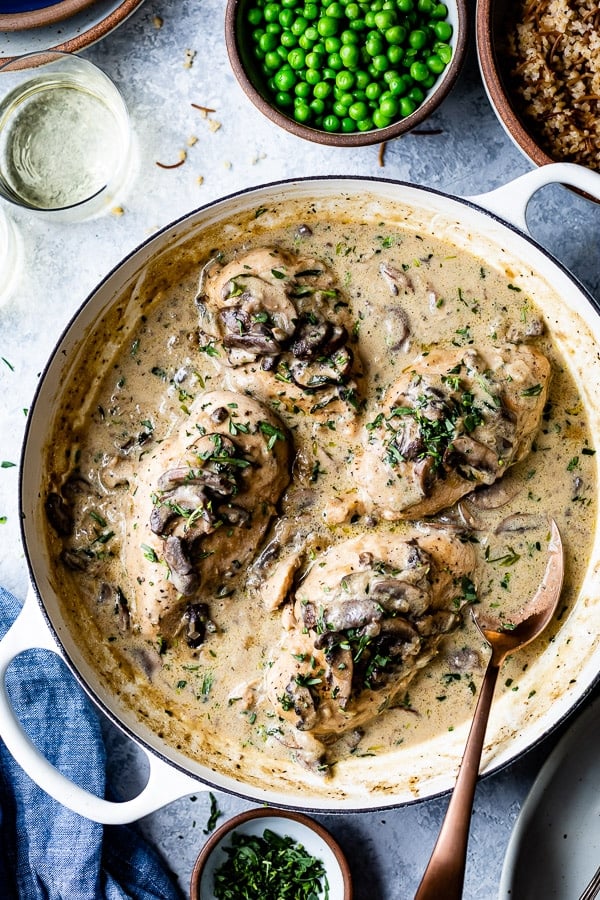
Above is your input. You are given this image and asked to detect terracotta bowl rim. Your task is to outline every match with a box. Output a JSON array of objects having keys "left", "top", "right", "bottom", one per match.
[
  {"left": 475, "top": 0, "right": 561, "bottom": 168},
  {"left": 225, "top": 0, "right": 470, "bottom": 147},
  {"left": 0, "top": 0, "right": 99, "bottom": 32}
]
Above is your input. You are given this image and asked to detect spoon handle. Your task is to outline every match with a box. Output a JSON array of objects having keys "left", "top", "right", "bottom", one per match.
[{"left": 414, "top": 658, "right": 500, "bottom": 900}]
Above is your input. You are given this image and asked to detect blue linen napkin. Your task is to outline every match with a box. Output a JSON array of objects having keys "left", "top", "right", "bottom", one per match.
[{"left": 0, "top": 585, "right": 184, "bottom": 900}]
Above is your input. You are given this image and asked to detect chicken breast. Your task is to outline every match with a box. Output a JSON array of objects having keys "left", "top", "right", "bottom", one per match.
[
  {"left": 196, "top": 246, "right": 362, "bottom": 423},
  {"left": 357, "top": 343, "right": 550, "bottom": 520},
  {"left": 118, "top": 390, "right": 291, "bottom": 640},
  {"left": 264, "top": 529, "right": 477, "bottom": 746}
]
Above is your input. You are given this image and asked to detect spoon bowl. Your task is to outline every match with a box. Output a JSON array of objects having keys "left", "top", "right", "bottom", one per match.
[{"left": 415, "top": 518, "right": 564, "bottom": 900}]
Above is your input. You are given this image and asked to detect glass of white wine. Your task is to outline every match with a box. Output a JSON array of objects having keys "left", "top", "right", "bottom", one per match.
[{"left": 0, "top": 51, "right": 133, "bottom": 222}]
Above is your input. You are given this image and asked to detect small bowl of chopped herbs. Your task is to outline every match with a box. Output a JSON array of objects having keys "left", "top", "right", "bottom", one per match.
[
  {"left": 189, "top": 807, "right": 353, "bottom": 899},
  {"left": 225, "top": 0, "right": 468, "bottom": 146}
]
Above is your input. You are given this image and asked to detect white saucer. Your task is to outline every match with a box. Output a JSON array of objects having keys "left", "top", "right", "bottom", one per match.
[
  {"left": 500, "top": 695, "right": 600, "bottom": 899},
  {"left": 0, "top": 0, "right": 145, "bottom": 63}
]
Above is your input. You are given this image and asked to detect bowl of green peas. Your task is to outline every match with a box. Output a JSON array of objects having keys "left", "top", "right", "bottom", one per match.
[{"left": 225, "top": 0, "right": 468, "bottom": 145}]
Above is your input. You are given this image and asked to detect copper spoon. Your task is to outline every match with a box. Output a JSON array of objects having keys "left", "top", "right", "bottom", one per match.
[{"left": 415, "top": 518, "right": 564, "bottom": 900}]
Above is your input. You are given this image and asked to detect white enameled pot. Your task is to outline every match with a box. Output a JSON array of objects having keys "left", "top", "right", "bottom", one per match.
[{"left": 1, "top": 164, "right": 600, "bottom": 825}]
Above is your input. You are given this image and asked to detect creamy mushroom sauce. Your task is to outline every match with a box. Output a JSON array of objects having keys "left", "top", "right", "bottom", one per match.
[{"left": 43, "top": 200, "right": 596, "bottom": 795}]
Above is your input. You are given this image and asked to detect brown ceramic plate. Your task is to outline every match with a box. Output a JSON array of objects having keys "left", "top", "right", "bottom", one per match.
[
  {"left": 0, "top": 0, "right": 98, "bottom": 31},
  {"left": 0, "top": 0, "right": 145, "bottom": 63}
]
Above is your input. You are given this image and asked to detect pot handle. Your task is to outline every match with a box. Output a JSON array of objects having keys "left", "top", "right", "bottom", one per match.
[
  {"left": 0, "top": 587, "right": 205, "bottom": 825},
  {"left": 466, "top": 162, "right": 600, "bottom": 234}
]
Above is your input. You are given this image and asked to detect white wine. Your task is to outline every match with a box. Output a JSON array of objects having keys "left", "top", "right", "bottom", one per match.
[
  {"left": 0, "top": 80, "right": 123, "bottom": 209},
  {"left": 0, "top": 54, "right": 131, "bottom": 219}
]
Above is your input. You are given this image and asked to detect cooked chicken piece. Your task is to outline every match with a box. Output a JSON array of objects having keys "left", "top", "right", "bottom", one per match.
[
  {"left": 357, "top": 343, "right": 550, "bottom": 520},
  {"left": 264, "top": 530, "right": 476, "bottom": 744},
  {"left": 196, "top": 246, "right": 362, "bottom": 423},
  {"left": 118, "top": 390, "right": 290, "bottom": 640}
]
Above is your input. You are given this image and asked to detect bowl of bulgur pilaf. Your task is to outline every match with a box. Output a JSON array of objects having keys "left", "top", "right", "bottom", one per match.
[{"left": 476, "top": 0, "right": 600, "bottom": 175}]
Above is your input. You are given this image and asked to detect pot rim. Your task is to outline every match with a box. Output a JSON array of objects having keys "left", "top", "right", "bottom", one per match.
[{"left": 19, "top": 174, "right": 600, "bottom": 813}]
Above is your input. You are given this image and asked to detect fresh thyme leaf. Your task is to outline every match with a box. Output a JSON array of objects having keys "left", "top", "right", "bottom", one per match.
[{"left": 203, "top": 792, "right": 222, "bottom": 834}]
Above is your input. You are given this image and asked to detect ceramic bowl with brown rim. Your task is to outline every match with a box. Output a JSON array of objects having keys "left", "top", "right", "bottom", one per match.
[
  {"left": 225, "top": 0, "right": 468, "bottom": 147},
  {"left": 476, "top": 0, "right": 600, "bottom": 174},
  {"left": 0, "top": 0, "right": 98, "bottom": 31},
  {"left": 190, "top": 808, "right": 353, "bottom": 899}
]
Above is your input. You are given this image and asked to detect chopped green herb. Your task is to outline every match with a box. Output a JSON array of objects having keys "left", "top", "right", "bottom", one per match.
[
  {"left": 1, "top": 461, "right": 16, "bottom": 469},
  {"left": 213, "top": 828, "right": 329, "bottom": 900},
  {"left": 203, "top": 792, "right": 222, "bottom": 834}
]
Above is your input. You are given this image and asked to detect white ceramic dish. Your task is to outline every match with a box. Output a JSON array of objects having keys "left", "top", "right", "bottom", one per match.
[
  {"left": 1, "top": 165, "right": 600, "bottom": 826},
  {"left": 500, "top": 695, "right": 600, "bottom": 899},
  {"left": 0, "top": 0, "right": 145, "bottom": 63}
]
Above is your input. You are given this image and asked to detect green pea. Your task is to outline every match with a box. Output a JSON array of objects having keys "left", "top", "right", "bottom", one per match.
[
  {"left": 399, "top": 95, "right": 416, "bottom": 116},
  {"left": 417, "top": 0, "right": 433, "bottom": 12},
  {"left": 387, "top": 44, "right": 404, "bottom": 65},
  {"left": 325, "top": 35, "right": 342, "bottom": 52},
  {"left": 278, "top": 7, "right": 294, "bottom": 27},
  {"left": 341, "top": 116, "right": 357, "bottom": 132},
  {"left": 305, "top": 50, "right": 324, "bottom": 68},
  {"left": 372, "top": 109, "right": 392, "bottom": 128},
  {"left": 340, "top": 29, "right": 358, "bottom": 44},
  {"left": 317, "top": 15, "right": 338, "bottom": 36},
  {"left": 326, "top": 1, "right": 344, "bottom": 17},
  {"left": 338, "top": 91, "right": 354, "bottom": 107},
  {"left": 304, "top": 25, "right": 319, "bottom": 41},
  {"left": 364, "top": 10, "right": 377, "bottom": 27},
  {"left": 349, "top": 17, "right": 366, "bottom": 31},
  {"left": 356, "top": 116, "right": 374, "bottom": 131},
  {"left": 345, "top": 2, "right": 361, "bottom": 19},
  {"left": 314, "top": 80, "right": 332, "bottom": 99},
  {"left": 408, "top": 85, "right": 425, "bottom": 103},
  {"left": 422, "top": 73, "right": 436, "bottom": 88},
  {"left": 305, "top": 67, "right": 321, "bottom": 84},
  {"left": 426, "top": 53, "right": 446, "bottom": 74},
  {"left": 258, "top": 31, "right": 278, "bottom": 52},
  {"left": 340, "top": 43, "right": 360, "bottom": 68},
  {"left": 397, "top": 0, "right": 413, "bottom": 11},
  {"left": 322, "top": 66, "right": 337, "bottom": 80},
  {"left": 436, "top": 42, "right": 453, "bottom": 64},
  {"left": 433, "top": 20, "right": 452, "bottom": 40},
  {"left": 354, "top": 69, "right": 370, "bottom": 88},
  {"left": 432, "top": 3, "right": 448, "bottom": 19},
  {"left": 274, "top": 66, "right": 296, "bottom": 90},
  {"left": 263, "top": 3, "right": 280, "bottom": 23},
  {"left": 335, "top": 68, "right": 355, "bottom": 90},
  {"left": 280, "top": 30, "right": 298, "bottom": 47},
  {"left": 287, "top": 47, "right": 306, "bottom": 69},
  {"left": 365, "top": 33, "right": 384, "bottom": 56},
  {"left": 409, "top": 28, "right": 427, "bottom": 49},
  {"left": 295, "top": 80, "right": 312, "bottom": 97},
  {"left": 275, "top": 90, "right": 293, "bottom": 107},
  {"left": 291, "top": 15, "right": 308, "bottom": 35},
  {"left": 298, "top": 33, "right": 313, "bottom": 49},
  {"left": 265, "top": 22, "right": 282, "bottom": 34},
  {"left": 365, "top": 81, "right": 382, "bottom": 100},
  {"left": 387, "top": 74, "right": 408, "bottom": 95},
  {"left": 333, "top": 99, "right": 348, "bottom": 116},
  {"left": 374, "top": 10, "right": 395, "bottom": 30},
  {"left": 328, "top": 51, "right": 344, "bottom": 69},
  {"left": 323, "top": 113, "right": 341, "bottom": 131},
  {"left": 372, "top": 53, "right": 389, "bottom": 72},
  {"left": 303, "top": 3, "right": 318, "bottom": 19},
  {"left": 281, "top": 0, "right": 297, "bottom": 6},
  {"left": 310, "top": 97, "right": 326, "bottom": 114},
  {"left": 348, "top": 100, "right": 369, "bottom": 120},
  {"left": 264, "top": 50, "right": 281, "bottom": 69},
  {"left": 247, "top": 8, "right": 263, "bottom": 26},
  {"left": 379, "top": 95, "right": 398, "bottom": 117},
  {"left": 294, "top": 101, "right": 311, "bottom": 122},
  {"left": 385, "top": 24, "right": 406, "bottom": 44},
  {"left": 410, "top": 60, "right": 430, "bottom": 81}
]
